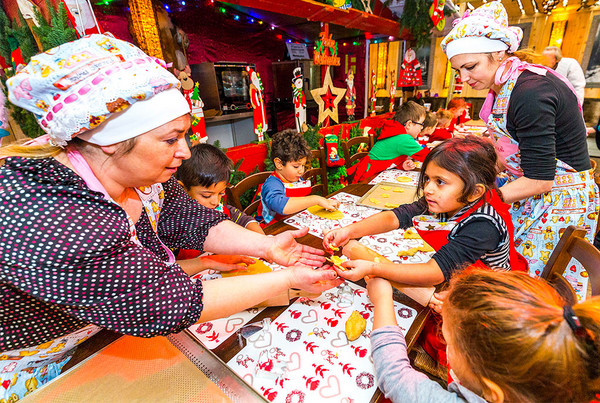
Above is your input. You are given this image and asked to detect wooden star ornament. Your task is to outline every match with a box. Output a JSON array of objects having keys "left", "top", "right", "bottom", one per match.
[{"left": 310, "top": 67, "right": 346, "bottom": 126}]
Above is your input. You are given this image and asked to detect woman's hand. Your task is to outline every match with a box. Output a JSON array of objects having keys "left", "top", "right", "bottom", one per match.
[
  {"left": 266, "top": 227, "right": 326, "bottom": 267},
  {"left": 322, "top": 227, "right": 352, "bottom": 252},
  {"left": 331, "top": 259, "right": 374, "bottom": 282},
  {"left": 288, "top": 265, "right": 343, "bottom": 294},
  {"left": 428, "top": 290, "right": 448, "bottom": 314},
  {"left": 201, "top": 255, "right": 256, "bottom": 272},
  {"left": 318, "top": 197, "right": 341, "bottom": 211}
]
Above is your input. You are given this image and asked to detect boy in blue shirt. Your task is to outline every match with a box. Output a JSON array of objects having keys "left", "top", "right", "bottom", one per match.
[{"left": 259, "top": 129, "right": 340, "bottom": 225}]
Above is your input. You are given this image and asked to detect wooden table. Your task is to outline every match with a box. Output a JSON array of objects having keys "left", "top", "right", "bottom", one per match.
[{"left": 169, "top": 182, "right": 431, "bottom": 402}]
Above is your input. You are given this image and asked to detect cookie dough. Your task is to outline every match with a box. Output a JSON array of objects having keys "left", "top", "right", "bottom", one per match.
[
  {"left": 393, "top": 188, "right": 405, "bottom": 193},
  {"left": 345, "top": 311, "right": 367, "bottom": 341},
  {"left": 397, "top": 242, "right": 435, "bottom": 256},
  {"left": 384, "top": 203, "right": 400, "bottom": 208},
  {"left": 307, "top": 205, "right": 344, "bottom": 220},
  {"left": 381, "top": 186, "right": 392, "bottom": 191},
  {"left": 221, "top": 259, "right": 273, "bottom": 277},
  {"left": 327, "top": 255, "right": 348, "bottom": 270},
  {"left": 403, "top": 229, "right": 422, "bottom": 239},
  {"left": 396, "top": 176, "right": 412, "bottom": 183},
  {"left": 369, "top": 198, "right": 380, "bottom": 204},
  {"left": 381, "top": 193, "right": 390, "bottom": 198}
]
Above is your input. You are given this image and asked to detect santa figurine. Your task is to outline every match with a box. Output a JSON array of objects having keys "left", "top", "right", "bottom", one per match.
[
  {"left": 345, "top": 70, "right": 356, "bottom": 121},
  {"left": 247, "top": 66, "right": 268, "bottom": 141},
  {"left": 398, "top": 48, "right": 423, "bottom": 87},
  {"left": 292, "top": 67, "right": 306, "bottom": 132}
]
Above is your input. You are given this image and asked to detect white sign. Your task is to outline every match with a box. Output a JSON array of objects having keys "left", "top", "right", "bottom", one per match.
[{"left": 286, "top": 43, "right": 310, "bottom": 60}]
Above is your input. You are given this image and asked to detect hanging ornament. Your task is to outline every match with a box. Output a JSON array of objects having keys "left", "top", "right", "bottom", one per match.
[
  {"left": 292, "top": 67, "right": 307, "bottom": 132},
  {"left": 310, "top": 67, "right": 346, "bottom": 126},
  {"left": 370, "top": 70, "right": 377, "bottom": 117},
  {"left": 398, "top": 49, "right": 423, "bottom": 87},
  {"left": 345, "top": 69, "right": 357, "bottom": 121},
  {"left": 247, "top": 66, "right": 268, "bottom": 141},
  {"left": 190, "top": 82, "right": 208, "bottom": 144},
  {"left": 389, "top": 70, "right": 396, "bottom": 113},
  {"left": 429, "top": 0, "right": 446, "bottom": 31},
  {"left": 321, "top": 133, "right": 345, "bottom": 167}
]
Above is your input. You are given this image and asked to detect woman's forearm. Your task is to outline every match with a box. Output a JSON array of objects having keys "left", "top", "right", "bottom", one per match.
[
  {"left": 499, "top": 176, "right": 554, "bottom": 204},
  {"left": 204, "top": 220, "right": 270, "bottom": 258},
  {"left": 198, "top": 270, "right": 292, "bottom": 322}
]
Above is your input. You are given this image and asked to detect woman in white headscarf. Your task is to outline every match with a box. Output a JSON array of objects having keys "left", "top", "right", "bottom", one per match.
[
  {"left": 0, "top": 34, "right": 341, "bottom": 399},
  {"left": 441, "top": 2, "right": 598, "bottom": 298}
]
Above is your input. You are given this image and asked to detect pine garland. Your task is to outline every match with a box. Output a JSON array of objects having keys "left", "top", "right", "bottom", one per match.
[
  {"left": 0, "top": 8, "right": 11, "bottom": 63},
  {"left": 32, "top": 0, "right": 77, "bottom": 51},
  {"left": 13, "top": 12, "right": 37, "bottom": 63},
  {"left": 399, "top": 0, "right": 434, "bottom": 48}
]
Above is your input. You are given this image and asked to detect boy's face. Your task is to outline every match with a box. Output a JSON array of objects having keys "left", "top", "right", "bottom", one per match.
[
  {"left": 275, "top": 157, "right": 307, "bottom": 183},
  {"left": 405, "top": 114, "right": 426, "bottom": 138},
  {"left": 187, "top": 181, "right": 228, "bottom": 209}
]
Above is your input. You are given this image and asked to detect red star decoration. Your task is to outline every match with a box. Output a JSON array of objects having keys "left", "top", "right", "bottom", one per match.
[{"left": 321, "top": 87, "right": 336, "bottom": 111}]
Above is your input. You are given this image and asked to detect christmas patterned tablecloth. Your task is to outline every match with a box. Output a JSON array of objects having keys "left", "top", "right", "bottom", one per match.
[
  {"left": 226, "top": 281, "right": 417, "bottom": 403},
  {"left": 358, "top": 228, "right": 434, "bottom": 264},
  {"left": 188, "top": 262, "right": 284, "bottom": 349},
  {"left": 368, "top": 169, "right": 420, "bottom": 186},
  {"left": 283, "top": 193, "right": 380, "bottom": 239}
]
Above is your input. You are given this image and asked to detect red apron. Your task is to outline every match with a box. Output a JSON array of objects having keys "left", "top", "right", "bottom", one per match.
[
  {"left": 257, "top": 173, "right": 312, "bottom": 225},
  {"left": 414, "top": 190, "right": 528, "bottom": 369}
]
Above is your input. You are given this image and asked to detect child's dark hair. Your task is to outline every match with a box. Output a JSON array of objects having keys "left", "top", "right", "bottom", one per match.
[
  {"left": 393, "top": 101, "right": 426, "bottom": 126},
  {"left": 270, "top": 129, "right": 311, "bottom": 165},
  {"left": 417, "top": 137, "right": 500, "bottom": 203},
  {"left": 423, "top": 111, "right": 438, "bottom": 129},
  {"left": 176, "top": 144, "right": 232, "bottom": 188}
]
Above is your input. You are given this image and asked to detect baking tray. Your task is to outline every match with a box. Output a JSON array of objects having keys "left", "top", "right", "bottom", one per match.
[{"left": 357, "top": 181, "right": 418, "bottom": 210}]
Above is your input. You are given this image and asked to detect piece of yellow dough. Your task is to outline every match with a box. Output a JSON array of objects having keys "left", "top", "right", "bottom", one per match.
[
  {"left": 307, "top": 205, "right": 344, "bottom": 220},
  {"left": 369, "top": 198, "right": 380, "bottom": 204},
  {"left": 393, "top": 188, "right": 405, "bottom": 193},
  {"left": 221, "top": 259, "right": 273, "bottom": 277},
  {"left": 396, "top": 176, "right": 412, "bottom": 183},
  {"left": 384, "top": 203, "right": 399, "bottom": 208},
  {"left": 381, "top": 186, "right": 391, "bottom": 191},
  {"left": 397, "top": 242, "right": 435, "bottom": 256},
  {"left": 345, "top": 311, "right": 367, "bottom": 341},
  {"left": 327, "top": 255, "right": 348, "bottom": 270},
  {"left": 381, "top": 193, "right": 390, "bottom": 198},
  {"left": 403, "top": 229, "right": 422, "bottom": 239}
]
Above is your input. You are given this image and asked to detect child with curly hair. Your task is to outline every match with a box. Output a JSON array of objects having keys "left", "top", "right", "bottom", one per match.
[{"left": 259, "top": 129, "right": 339, "bottom": 225}]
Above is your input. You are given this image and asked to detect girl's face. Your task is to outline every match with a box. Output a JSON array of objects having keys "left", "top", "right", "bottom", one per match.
[
  {"left": 441, "top": 313, "right": 484, "bottom": 394},
  {"left": 422, "top": 161, "right": 468, "bottom": 217},
  {"left": 276, "top": 157, "right": 307, "bottom": 183},
  {"left": 187, "top": 180, "right": 227, "bottom": 209},
  {"left": 450, "top": 53, "right": 501, "bottom": 91}
]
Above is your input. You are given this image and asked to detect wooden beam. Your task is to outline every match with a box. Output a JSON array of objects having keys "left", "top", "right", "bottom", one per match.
[{"left": 222, "top": 0, "right": 401, "bottom": 36}]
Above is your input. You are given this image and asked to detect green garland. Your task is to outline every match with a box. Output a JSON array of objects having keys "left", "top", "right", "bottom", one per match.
[{"left": 32, "top": 0, "right": 77, "bottom": 51}]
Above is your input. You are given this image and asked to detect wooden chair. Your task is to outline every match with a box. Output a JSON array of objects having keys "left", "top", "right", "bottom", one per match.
[
  {"left": 225, "top": 171, "right": 272, "bottom": 216},
  {"left": 342, "top": 135, "right": 373, "bottom": 173},
  {"left": 540, "top": 225, "right": 600, "bottom": 297},
  {"left": 304, "top": 147, "right": 329, "bottom": 196}
]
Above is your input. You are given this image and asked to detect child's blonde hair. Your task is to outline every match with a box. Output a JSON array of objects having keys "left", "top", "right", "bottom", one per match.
[
  {"left": 445, "top": 270, "right": 600, "bottom": 402},
  {"left": 422, "top": 111, "right": 438, "bottom": 129},
  {"left": 435, "top": 109, "right": 454, "bottom": 128}
]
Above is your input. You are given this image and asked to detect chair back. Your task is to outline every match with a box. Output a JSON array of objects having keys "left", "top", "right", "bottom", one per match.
[
  {"left": 540, "top": 225, "right": 600, "bottom": 296},
  {"left": 304, "top": 147, "right": 328, "bottom": 196},
  {"left": 342, "top": 135, "right": 373, "bottom": 172},
  {"left": 225, "top": 171, "right": 273, "bottom": 216}
]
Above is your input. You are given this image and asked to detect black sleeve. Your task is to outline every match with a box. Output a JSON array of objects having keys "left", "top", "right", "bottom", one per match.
[
  {"left": 391, "top": 198, "right": 428, "bottom": 229},
  {"left": 226, "top": 204, "right": 257, "bottom": 228},
  {"left": 431, "top": 218, "right": 501, "bottom": 281},
  {"left": 506, "top": 71, "right": 590, "bottom": 179}
]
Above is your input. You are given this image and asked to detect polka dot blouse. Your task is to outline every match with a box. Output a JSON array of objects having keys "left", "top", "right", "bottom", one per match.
[{"left": 0, "top": 157, "right": 227, "bottom": 351}]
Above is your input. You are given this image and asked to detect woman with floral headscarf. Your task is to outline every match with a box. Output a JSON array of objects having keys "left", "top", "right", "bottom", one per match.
[
  {"left": 0, "top": 34, "right": 340, "bottom": 400},
  {"left": 441, "top": 2, "right": 598, "bottom": 299}
]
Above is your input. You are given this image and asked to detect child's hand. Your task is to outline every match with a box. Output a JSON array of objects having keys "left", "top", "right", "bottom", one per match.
[
  {"left": 428, "top": 290, "right": 448, "bottom": 314},
  {"left": 401, "top": 158, "right": 416, "bottom": 171},
  {"left": 366, "top": 276, "right": 393, "bottom": 305},
  {"left": 318, "top": 197, "right": 341, "bottom": 211},
  {"left": 322, "top": 227, "right": 352, "bottom": 252},
  {"left": 201, "top": 255, "right": 256, "bottom": 272},
  {"left": 331, "top": 259, "right": 374, "bottom": 282}
]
